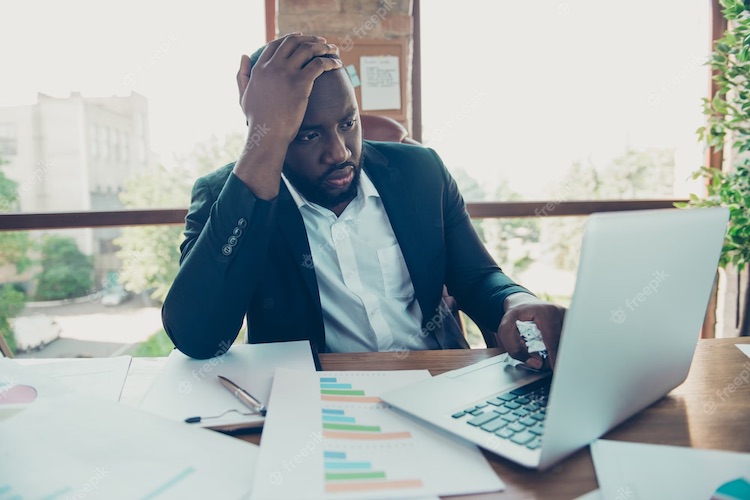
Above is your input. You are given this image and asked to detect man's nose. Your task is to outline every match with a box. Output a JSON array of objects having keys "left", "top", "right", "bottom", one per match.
[{"left": 322, "top": 131, "right": 350, "bottom": 166}]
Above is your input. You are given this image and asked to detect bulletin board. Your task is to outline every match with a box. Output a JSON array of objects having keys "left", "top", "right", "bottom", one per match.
[{"left": 323, "top": 37, "right": 409, "bottom": 123}]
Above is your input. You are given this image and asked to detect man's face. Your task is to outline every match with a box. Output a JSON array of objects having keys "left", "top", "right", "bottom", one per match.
[{"left": 283, "top": 69, "right": 363, "bottom": 213}]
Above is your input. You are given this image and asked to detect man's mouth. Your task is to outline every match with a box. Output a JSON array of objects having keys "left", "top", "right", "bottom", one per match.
[{"left": 323, "top": 166, "right": 354, "bottom": 189}]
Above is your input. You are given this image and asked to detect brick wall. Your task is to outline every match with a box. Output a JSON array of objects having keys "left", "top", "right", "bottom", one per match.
[{"left": 277, "top": 0, "right": 414, "bottom": 131}]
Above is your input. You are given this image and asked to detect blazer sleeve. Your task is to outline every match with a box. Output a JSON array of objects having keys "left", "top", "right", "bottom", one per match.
[
  {"left": 432, "top": 148, "right": 534, "bottom": 334},
  {"left": 162, "top": 171, "right": 275, "bottom": 359}
]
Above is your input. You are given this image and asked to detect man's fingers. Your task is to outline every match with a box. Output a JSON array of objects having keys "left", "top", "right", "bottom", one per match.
[
  {"left": 236, "top": 54, "right": 251, "bottom": 103},
  {"left": 300, "top": 55, "right": 343, "bottom": 81},
  {"left": 272, "top": 34, "right": 328, "bottom": 64},
  {"left": 496, "top": 317, "right": 530, "bottom": 362}
]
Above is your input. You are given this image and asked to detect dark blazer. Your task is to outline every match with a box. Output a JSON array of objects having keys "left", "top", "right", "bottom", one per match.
[{"left": 162, "top": 140, "right": 530, "bottom": 359}]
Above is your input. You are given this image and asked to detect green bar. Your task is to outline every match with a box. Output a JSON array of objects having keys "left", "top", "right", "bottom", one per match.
[
  {"left": 325, "top": 471, "right": 386, "bottom": 481},
  {"left": 323, "top": 423, "right": 381, "bottom": 432},
  {"left": 320, "top": 389, "right": 366, "bottom": 396}
]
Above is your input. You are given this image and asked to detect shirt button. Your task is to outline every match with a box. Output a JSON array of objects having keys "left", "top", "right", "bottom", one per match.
[
  {"left": 233, "top": 227, "right": 242, "bottom": 237},
  {"left": 237, "top": 218, "right": 247, "bottom": 229},
  {"left": 222, "top": 244, "right": 232, "bottom": 256},
  {"left": 228, "top": 236, "right": 238, "bottom": 246}
]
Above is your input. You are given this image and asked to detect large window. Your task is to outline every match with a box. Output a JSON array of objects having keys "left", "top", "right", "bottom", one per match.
[
  {"left": 421, "top": 0, "right": 711, "bottom": 203},
  {"left": 0, "top": 1, "right": 265, "bottom": 358},
  {"left": 421, "top": 1, "right": 711, "bottom": 326}
]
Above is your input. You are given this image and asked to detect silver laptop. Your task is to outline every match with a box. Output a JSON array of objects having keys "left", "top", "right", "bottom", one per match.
[{"left": 381, "top": 208, "right": 729, "bottom": 470}]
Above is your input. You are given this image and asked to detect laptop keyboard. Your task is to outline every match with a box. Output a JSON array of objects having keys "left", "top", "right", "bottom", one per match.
[{"left": 450, "top": 377, "right": 551, "bottom": 450}]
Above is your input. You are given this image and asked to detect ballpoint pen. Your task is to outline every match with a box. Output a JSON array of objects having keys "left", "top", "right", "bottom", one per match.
[{"left": 217, "top": 375, "right": 267, "bottom": 417}]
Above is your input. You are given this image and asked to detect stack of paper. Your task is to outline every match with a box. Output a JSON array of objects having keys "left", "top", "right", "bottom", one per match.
[
  {"left": 139, "top": 340, "right": 317, "bottom": 430},
  {"left": 0, "top": 361, "right": 260, "bottom": 499}
]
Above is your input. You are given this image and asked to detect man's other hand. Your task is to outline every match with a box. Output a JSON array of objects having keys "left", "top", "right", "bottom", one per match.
[{"left": 495, "top": 294, "right": 566, "bottom": 371}]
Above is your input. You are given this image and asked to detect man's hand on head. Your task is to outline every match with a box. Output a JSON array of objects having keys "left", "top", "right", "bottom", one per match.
[
  {"left": 236, "top": 33, "right": 342, "bottom": 145},
  {"left": 495, "top": 294, "right": 566, "bottom": 371}
]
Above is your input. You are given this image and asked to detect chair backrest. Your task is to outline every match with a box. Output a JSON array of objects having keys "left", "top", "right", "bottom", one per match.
[{"left": 360, "top": 114, "right": 420, "bottom": 145}]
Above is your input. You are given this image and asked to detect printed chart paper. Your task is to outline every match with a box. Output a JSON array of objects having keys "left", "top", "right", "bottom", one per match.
[{"left": 252, "top": 369, "right": 503, "bottom": 499}]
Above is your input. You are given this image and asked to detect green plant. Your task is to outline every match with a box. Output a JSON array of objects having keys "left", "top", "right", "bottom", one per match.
[
  {"left": 683, "top": 0, "right": 750, "bottom": 335},
  {"left": 35, "top": 235, "right": 94, "bottom": 300}
]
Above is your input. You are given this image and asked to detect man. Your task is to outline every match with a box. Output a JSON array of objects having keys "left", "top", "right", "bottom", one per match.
[{"left": 162, "top": 34, "right": 565, "bottom": 369}]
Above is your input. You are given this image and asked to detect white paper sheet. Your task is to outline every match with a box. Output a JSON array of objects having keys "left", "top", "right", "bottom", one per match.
[
  {"left": 360, "top": 56, "right": 401, "bottom": 111},
  {"left": 139, "top": 341, "right": 317, "bottom": 429},
  {"left": 736, "top": 344, "right": 750, "bottom": 359},
  {"left": 591, "top": 439, "right": 750, "bottom": 499},
  {"left": 0, "top": 393, "right": 259, "bottom": 499},
  {"left": 251, "top": 369, "right": 504, "bottom": 499},
  {"left": 15, "top": 356, "right": 132, "bottom": 401}
]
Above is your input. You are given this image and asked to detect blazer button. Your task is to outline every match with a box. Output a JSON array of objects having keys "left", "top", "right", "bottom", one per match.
[
  {"left": 228, "top": 236, "right": 238, "bottom": 246},
  {"left": 222, "top": 244, "right": 232, "bottom": 256},
  {"left": 237, "top": 218, "right": 247, "bottom": 229},
  {"left": 233, "top": 227, "right": 242, "bottom": 237}
]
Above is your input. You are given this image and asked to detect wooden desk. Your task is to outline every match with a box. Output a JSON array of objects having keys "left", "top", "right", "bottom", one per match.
[{"left": 232, "top": 338, "right": 750, "bottom": 499}]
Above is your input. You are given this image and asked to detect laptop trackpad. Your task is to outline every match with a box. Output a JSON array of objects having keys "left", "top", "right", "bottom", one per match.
[{"left": 442, "top": 354, "right": 541, "bottom": 400}]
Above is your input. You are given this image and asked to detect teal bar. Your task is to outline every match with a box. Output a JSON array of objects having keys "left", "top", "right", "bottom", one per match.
[
  {"left": 322, "top": 409, "right": 345, "bottom": 415},
  {"left": 142, "top": 467, "right": 196, "bottom": 499},
  {"left": 324, "top": 451, "right": 347, "bottom": 459},
  {"left": 42, "top": 487, "right": 73, "bottom": 499},
  {"left": 322, "top": 415, "right": 356, "bottom": 423},
  {"left": 324, "top": 461, "right": 372, "bottom": 470},
  {"left": 320, "top": 383, "right": 353, "bottom": 389},
  {"left": 320, "top": 377, "right": 337, "bottom": 383}
]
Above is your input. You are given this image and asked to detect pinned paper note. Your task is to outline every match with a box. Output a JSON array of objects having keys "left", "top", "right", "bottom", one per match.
[{"left": 360, "top": 55, "right": 400, "bottom": 111}]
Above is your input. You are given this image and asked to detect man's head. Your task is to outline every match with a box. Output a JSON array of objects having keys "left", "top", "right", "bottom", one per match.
[{"left": 249, "top": 43, "right": 363, "bottom": 214}]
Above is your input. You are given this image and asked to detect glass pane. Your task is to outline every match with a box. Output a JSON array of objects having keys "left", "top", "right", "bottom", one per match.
[
  {"left": 0, "top": 0, "right": 265, "bottom": 212},
  {"left": 421, "top": 0, "right": 710, "bottom": 202}
]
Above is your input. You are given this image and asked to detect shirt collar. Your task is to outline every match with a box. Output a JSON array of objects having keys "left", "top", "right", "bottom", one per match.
[{"left": 281, "top": 167, "right": 379, "bottom": 212}]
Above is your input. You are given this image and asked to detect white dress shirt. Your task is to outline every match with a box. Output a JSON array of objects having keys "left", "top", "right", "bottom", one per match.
[{"left": 281, "top": 170, "right": 439, "bottom": 353}]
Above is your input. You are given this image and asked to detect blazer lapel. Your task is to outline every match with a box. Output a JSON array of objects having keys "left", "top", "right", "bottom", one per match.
[
  {"left": 363, "top": 143, "right": 429, "bottom": 316},
  {"left": 274, "top": 183, "right": 321, "bottom": 308}
]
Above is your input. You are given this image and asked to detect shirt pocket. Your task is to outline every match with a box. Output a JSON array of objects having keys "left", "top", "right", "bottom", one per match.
[{"left": 377, "top": 244, "right": 414, "bottom": 299}]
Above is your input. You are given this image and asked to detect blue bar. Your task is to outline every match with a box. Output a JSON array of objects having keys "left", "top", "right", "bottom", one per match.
[
  {"left": 320, "top": 377, "right": 337, "bottom": 383},
  {"left": 324, "top": 461, "right": 372, "bottom": 470},
  {"left": 324, "top": 451, "right": 347, "bottom": 459},
  {"left": 320, "top": 383, "right": 353, "bottom": 389},
  {"left": 322, "top": 416, "right": 356, "bottom": 423},
  {"left": 322, "top": 409, "right": 345, "bottom": 415}
]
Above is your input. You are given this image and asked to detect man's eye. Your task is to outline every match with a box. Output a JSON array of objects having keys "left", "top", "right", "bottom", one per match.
[
  {"left": 341, "top": 120, "right": 355, "bottom": 130},
  {"left": 297, "top": 132, "right": 318, "bottom": 142}
]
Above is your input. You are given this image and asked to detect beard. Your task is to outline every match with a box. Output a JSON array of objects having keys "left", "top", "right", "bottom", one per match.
[{"left": 283, "top": 156, "right": 363, "bottom": 210}]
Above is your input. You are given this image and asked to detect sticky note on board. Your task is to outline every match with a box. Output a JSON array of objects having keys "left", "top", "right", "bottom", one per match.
[{"left": 346, "top": 64, "right": 361, "bottom": 88}]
